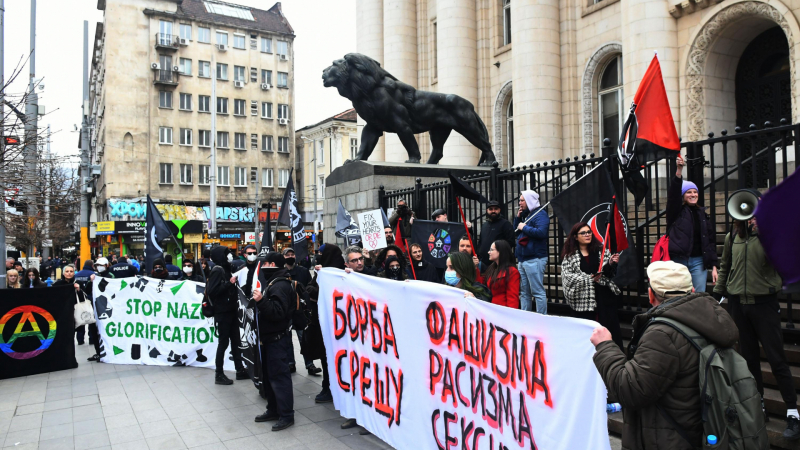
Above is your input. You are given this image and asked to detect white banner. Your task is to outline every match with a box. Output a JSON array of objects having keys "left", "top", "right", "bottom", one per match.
[
  {"left": 317, "top": 268, "right": 610, "bottom": 450},
  {"left": 94, "top": 277, "right": 232, "bottom": 369},
  {"left": 358, "top": 209, "right": 387, "bottom": 251}
]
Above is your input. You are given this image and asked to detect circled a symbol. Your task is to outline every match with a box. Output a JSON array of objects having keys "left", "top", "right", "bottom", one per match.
[{"left": 0, "top": 306, "right": 57, "bottom": 360}]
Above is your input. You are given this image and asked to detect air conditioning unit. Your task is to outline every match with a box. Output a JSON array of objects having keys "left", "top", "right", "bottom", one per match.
[
  {"left": 234, "top": 81, "right": 245, "bottom": 88},
  {"left": 172, "top": 66, "right": 180, "bottom": 72},
  {"left": 278, "top": 118, "right": 289, "bottom": 125},
  {"left": 151, "top": 62, "right": 160, "bottom": 70},
  {"left": 279, "top": 54, "right": 288, "bottom": 61},
  {"left": 179, "top": 38, "right": 188, "bottom": 46},
  {"left": 260, "top": 83, "right": 271, "bottom": 90},
  {"left": 217, "top": 44, "right": 227, "bottom": 52}
]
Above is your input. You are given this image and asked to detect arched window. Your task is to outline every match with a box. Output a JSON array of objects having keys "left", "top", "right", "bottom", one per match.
[
  {"left": 123, "top": 132, "right": 134, "bottom": 161},
  {"left": 598, "top": 55, "right": 623, "bottom": 149},
  {"left": 507, "top": 100, "right": 514, "bottom": 167}
]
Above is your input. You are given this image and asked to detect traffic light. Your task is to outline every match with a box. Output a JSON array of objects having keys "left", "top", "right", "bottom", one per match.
[{"left": 3, "top": 136, "right": 20, "bottom": 146}]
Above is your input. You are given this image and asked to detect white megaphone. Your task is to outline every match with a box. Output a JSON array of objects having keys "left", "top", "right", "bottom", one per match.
[{"left": 726, "top": 189, "right": 761, "bottom": 221}]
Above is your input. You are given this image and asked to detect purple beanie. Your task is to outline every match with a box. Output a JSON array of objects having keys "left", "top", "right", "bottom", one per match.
[{"left": 681, "top": 180, "right": 698, "bottom": 197}]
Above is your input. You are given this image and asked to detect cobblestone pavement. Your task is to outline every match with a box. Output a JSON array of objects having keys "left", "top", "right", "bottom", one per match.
[{"left": 0, "top": 335, "right": 623, "bottom": 450}]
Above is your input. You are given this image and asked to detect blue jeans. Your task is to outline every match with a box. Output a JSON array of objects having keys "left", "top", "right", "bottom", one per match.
[
  {"left": 673, "top": 256, "right": 707, "bottom": 292},
  {"left": 518, "top": 258, "right": 548, "bottom": 314}
]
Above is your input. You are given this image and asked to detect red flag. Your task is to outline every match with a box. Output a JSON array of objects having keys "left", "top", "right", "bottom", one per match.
[
  {"left": 611, "top": 197, "right": 629, "bottom": 253},
  {"left": 395, "top": 217, "right": 408, "bottom": 255}
]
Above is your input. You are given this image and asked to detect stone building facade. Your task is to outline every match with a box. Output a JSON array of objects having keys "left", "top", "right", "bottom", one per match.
[
  {"left": 356, "top": 0, "right": 798, "bottom": 168},
  {"left": 89, "top": 0, "right": 296, "bottom": 240}
]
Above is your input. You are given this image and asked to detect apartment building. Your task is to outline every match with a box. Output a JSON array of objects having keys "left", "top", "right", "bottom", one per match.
[{"left": 89, "top": 0, "right": 295, "bottom": 255}]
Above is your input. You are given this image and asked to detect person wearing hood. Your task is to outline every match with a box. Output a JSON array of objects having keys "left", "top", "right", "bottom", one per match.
[
  {"left": 252, "top": 252, "right": 295, "bottom": 431},
  {"left": 378, "top": 255, "right": 408, "bottom": 281},
  {"left": 591, "top": 261, "right": 739, "bottom": 449},
  {"left": 477, "top": 200, "right": 515, "bottom": 272},
  {"left": 281, "top": 247, "right": 320, "bottom": 376},
  {"left": 406, "top": 243, "right": 439, "bottom": 282},
  {"left": 83, "top": 258, "right": 112, "bottom": 361},
  {"left": 164, "top": 254, "right": 181, "bottom": 280},
  {"left": 110, "top": 256, "right": 139, "bottom": 278},
  {"left": 206, "top": 246, "right": 248, "bottom": 385},
  {"left": 514, "top": 190, "right": 550, "bottom": 314},
  {"left": 149, "top": 258, "right": 171, "bottom": 279},
  {"left": 179, "top": 260, "right": 204, "bottom": 282},
  {"left": 373, "top": 244, "right": 407, "bottom": 275}
]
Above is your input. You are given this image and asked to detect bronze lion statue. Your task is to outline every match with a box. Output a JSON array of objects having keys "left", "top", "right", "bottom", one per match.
[{"left": 322, "top": 53, "right": 497, "bottom": 166}]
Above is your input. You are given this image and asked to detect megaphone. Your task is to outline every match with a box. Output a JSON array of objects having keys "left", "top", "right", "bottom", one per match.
[{"left": 726, "top": 189, "right": 761, "bottom": 221}]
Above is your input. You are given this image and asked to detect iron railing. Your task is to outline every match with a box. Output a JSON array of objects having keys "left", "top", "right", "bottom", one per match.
[
  {"left": 153, "top": 69, "right": 178, "bottom": 84},
  {"left": 156, "top": 33, "right": 180, "bottom": 48}
]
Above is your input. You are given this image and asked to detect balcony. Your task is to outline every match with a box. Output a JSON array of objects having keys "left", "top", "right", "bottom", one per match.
[
  {"left": 153, "top": 69, "right": 179, "bottom": 86},
  {"left": 155, "top": 33, "right": 180, "bottom": 51}
]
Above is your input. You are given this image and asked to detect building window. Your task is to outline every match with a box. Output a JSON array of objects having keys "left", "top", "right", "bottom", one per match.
[
  {"left": 278, "top": 168, "right": 289, "bottom": 187},
  {"left": 199, "top": 165, "right": 210, "bottom": 185},
  {"left": 234, "top": 132, "right": 246, "bottom": 150},
  {"left": 277, "top": 72, "right": 288, "bottom": 88},
  {"left": 217, "top": 63, "right": 228, "bottom": 80},
  {"left": 159, "top": 54, "right": 172, "bottom": 73},
  {"left": 159, "top": 20, "right": 173, "bottom": 43},
  {"left": 216, "top": 31, "right": 228, "bottom": 46},
  {"left": 262, "top": 168, "right": 273, "bottom": 187},
  {"left": 217, "top": 97, "right": 228, "bottom": 114},
  {"left": 198, "top": 27, "right": 210, "bottom": 43},
  {"left": 250, "top": 68, "right": 258, "bottom": 82},
  {"left": 431, "top": 21, "right": 438, "bottom": 80},
  {"left": 262, "top": 135, "right": 273, "bottom": 151},
  {"left": 350, "top": 138, "right": 358, "bottom": 160},
  {"left": 502, "top": 0, "right": 511, "bottom": 46},
  {"left": 234, "top": 99, "right": 246, "bottom": 116},
  {"left": 233, "top": 34, "right": 246, "bottom": 49},
  {"left": 262, "top": 102, "right": 273, "bottom": 118},
  {"left": 180, "top": 24, "right": 192, "bottom": 41},
  {"left": 261, "top": 37, "right": 272, "bottom": 53},
  {"left": 251, "top": 133, "right": 258, "bottom": 150},
  {"left": 158, "top": 91, "right": 172, "bottom": 108},
  {"left": 159, "top": 163, "right": 173, "bottom": 184},
  {"left": 179, "top": 58, "right": 191, "bottom": 75},
  {"left": 278, "top": 104, "right": 289, "bottom": 120},
  {"left": 159, "top": 127, "right": 173, "bottom": 144},
  {"left": 199, "top": 61, "right": 210, "bottom": 77},
  {"left": 179, "top": 93, "right": 192, "bottom": 110},
  {"left": 251, "top": 100, "right": 258, "bottom": 116},
  {"left": 250, "top": 35, "right": 257, "bottom": 49},
  {"left": 217, "top": 166, "right": 229, "bottom": 186},
  {"left": 180, "top": 164, "right": 192, "bottom": 184},
  {"left": 234, "top": 65, "right": 245, "bottom": 82},
  {"left": 199, "top": 130, "right": 211, "bottom": 147},
  {"left": 234, "top": 167, "right": 247, "bottom": 186},
  {"left": 598, "top": 55, "right": 623, "bottom": 150},
  {"left": 199, "top": 95, "right": 210, "bottom": 112},
  {"left": 217, "top": 131, "right": 229, "bottom": 148},
  {"left": 179, "top": 128, "right": 192, "bottom": 146},
  {"left": 317, "top": 140, "right": 324, "bottom": 164},
  {"left": 276, "top": 40, "right": 288, "bottom": 57},
  {"left": 318, "top": 175, "right": 325, "bottom": 198},
  {"left": 261, "top": 70, "right": 272, "bottom": 85},
  {"left": 278, "top": 137, "right": 289, "bottom": 153}
]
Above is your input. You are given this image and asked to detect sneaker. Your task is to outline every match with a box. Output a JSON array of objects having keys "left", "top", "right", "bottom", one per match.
[
  {"left": 315, "top": 389, "right": 333, "bottom": 403},
  {"left": 255, "top": 411, "right": 279, "bottom": 422},
  {"left": 306, "top": 364, "right": 322, "bottom": 376},
  {"left": 235, "top": 370, "right": 249, "bottom": 380},
  {"left": 289, "top": 363, "right": 296, "bottom": 373},
  {"left": 272, "top": 417, "right": 294, "bottom": 431},
  {"left": 87, "top": 354, "right": 100, "bottom": 362},
  {"left": 341, "top": 418, "right": 358, "bottom": 429},
  {"left": 785, "top": 416, "right": 800, "bottom": 440},
  {"left": 215, "top": 374, "right": 233, "bottom": 385}
]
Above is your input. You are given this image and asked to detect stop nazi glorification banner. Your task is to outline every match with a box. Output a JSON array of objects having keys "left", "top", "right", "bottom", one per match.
[
  {"left": 93, "top": 277, "right": 233, "bottom": 370},
  {"left": 316, "top": 269, "right": 611, "bottom": 450}
]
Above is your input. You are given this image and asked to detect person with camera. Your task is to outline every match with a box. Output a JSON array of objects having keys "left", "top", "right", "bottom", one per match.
[{"left": 389, "top": 199, "right": 415, "bottom": 239}]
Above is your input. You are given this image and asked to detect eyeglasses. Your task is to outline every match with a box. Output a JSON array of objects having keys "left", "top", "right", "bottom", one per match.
[
  {"left": 577, "top": 231, "right": 592, "bottom": 236},
  {"left": 183, "top": 265, "right": 193, "bottom": 268},
  {"left": 245, "top": 252, "right": 257, "bottom": 255},
  {"left": 348, "top": 256, "right": 365, "bottom": 264}
]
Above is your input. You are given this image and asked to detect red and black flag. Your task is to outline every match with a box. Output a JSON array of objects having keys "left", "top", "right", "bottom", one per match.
[
  {"left": 447, "top": 172, "right": 486, "bottom": 258},
  {"left": 618, "top": 54, "right": 681, "bottom": 206},
  {"left": 550, "top": 162, "right": 638, "bottom": 286}
]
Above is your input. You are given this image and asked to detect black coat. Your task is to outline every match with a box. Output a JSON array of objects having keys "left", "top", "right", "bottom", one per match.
[
  {"left": 206, "top": 246, "right": 238, "bottom": 314},
  {"left": 255, "top": 267, "right": 294, "bottom": 338},
  {"left": 53, "top": 277, "right": 87, "bottom": 304},
  {"left": 477, "top": 217, "right": 516, "bottom": 270},
  {"left": 406, "top": 260, "right": 440, "bottom": 283},
  {"left": 287, "top": 265, "right": 311, "bottom": 286},
  {"left": 666, "top": 175, "right": 718, "bottom": 269}
]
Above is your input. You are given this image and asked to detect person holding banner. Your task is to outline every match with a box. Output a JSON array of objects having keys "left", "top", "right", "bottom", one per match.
[
  {"left": 179, "top": 260, "right": 204, "bottom": 282},
  {"left": 514, "top": 190, "right": 550, "bottom": 314},
  {"left": 150, "top": 258, "right": 171, "bottom": 280},
  {"left": 207, "top": 246, "right": 248, "bottom": 385},
  {"left": 445, "top": 252, "right": 491, "bottom": 301},
  {"left": 484, "top": 240, "right": 520, "bottom": 309},
  {"left": 407, "top": 243, "right": 439, "bottom": 282},
  {"left": 83, "top": 257, "right": 112, "bottom": 362},
  {"left": 378, "top": 256, "right": 408, "bottom": 281},
  {"left": 561, "top": 223, "right": 623, "bottom": 349}
]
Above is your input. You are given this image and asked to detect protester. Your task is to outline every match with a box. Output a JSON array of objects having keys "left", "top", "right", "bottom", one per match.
[
  {"left": 378, "top": 255, "right": 408, "bottom": 281},
  {"left": 514, "top": 190, "right": 549, "bottom": 314},
  {"left": 389, "top": 199, "right": 415, "bottom": 239},
  {"left": 477, "top": 200, "right": 515, "bottom": 271},
  {"left": 445, "top": 252, "right": 491, "bottom": 301},
  {"left": 54, "top": 264, "right": 87, "bottom": 344},
  {"left": 42, "top": 256, "right": 54, "bottom": 279},
  {"left": 23, "top": 268, "right": 46, "bottom": 288},
  {"left": 431, "top": 209, "right": 447, "bottom": 221},
  {"left": 561, "top": 222, "right": 623, "bottom": 349},
  {"left": 200, "top": 258, "right": 212, "bottom": 279},
  {"left": 82, "top": 258, "right": 110, "bottom": 362},
  {"left": 179, "top": 260, "right": 204, "bottom": 282},
  {"left": 13, "top": 260, "right": 24, "bottom": 274},
  {"left": 283, "top": 248, "right": 311, "bottom": 286},
  {"left": 591, "top": 261, "right": 738, "bottom": 449},
  {"left": 281, "top": 247, "right": 320, "bottom": 376},
  {"left": 384, "top": 226, "right": 395, "bottom": 246},
  {"left": 343, "top": 245, "right": 377, "bottom": 276},
  {"left": 458, "top": 234, "right": 484, "bottom": 277},
  {"left": 252, "top": 252, "right": 295, "bottom": 431},
  {"left": 110, "top": 256, "right": 139, "bottom": 278},
  {"left": 203, "top": 249, "right": 215, "bottom": 268},
  {"left": 6, "top": 269, "right": 20, "bottom": 288},
  {"left": 150, "top": 258, "right": 171, "bottom": 280},
  {"left": 484, "top": 240, "right": 519, "bottom": 309},
  {"left": 715, "top": 217, "right": 798, "bottom": 437},
  {"left": 667, "top": 158, "right": 718, "bottom": 292},
  {"left": 206, "top": 246, "right": 247, "bottom": 384},
  {"left": 239, "top": 245, "right": 261, "bottom": 299},
  {"left": 164, "top": 254, "right": 181, "bottom": 280},
  {"left": 374, "top": 245, "right": 407, "bottom": 276},
  {"left": 406, "top": 243, "right": 439, "bottom": 282},
  {"left": 5, "top": 257, "right": 14, "bottom": 271}
]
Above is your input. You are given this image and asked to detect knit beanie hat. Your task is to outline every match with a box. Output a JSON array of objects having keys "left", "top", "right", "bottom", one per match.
[{"left": 681, "top": 180, "right": 698, "bottom": 197}]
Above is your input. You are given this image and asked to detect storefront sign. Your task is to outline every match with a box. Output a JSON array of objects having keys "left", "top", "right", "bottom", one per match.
[
  {"left": 115, "top": 221, "right": 146, "bottom": 235},
  {"left": 218, "top": 233, "right": 242, "bottom": 240},
  {"left": 109, "top": 199, "right": 262, "bottom": 224},
  {"left": 202, "top": 234, "right": 220, "bottom": 244},
  {"left": 183, "top": 233, "right": 203, "bottom": 244},
  {"left": 96, "top": 221, "right": 115, "bottom": 235},
  {"left": 245, "top": 232, "right": 256, "bottom": 243}
]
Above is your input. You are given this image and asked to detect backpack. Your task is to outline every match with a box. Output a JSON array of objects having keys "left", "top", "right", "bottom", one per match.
[
  {"left": 644, "top": 317, "right": 768, "bottom": 449},
  {"left": 265, "top": 277, "right": 308, "bottom": 330},
  {"left": 201, "top": 266, "right": 224, "bottom": 318}
]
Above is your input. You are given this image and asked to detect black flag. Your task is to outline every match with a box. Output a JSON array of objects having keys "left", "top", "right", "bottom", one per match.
[
  {"left": 550, "top": 162, "right": 638, "bottom": 287},
  {"left": 277, "top": 168, "right": 308, "bottom": 263},
  {"left": 145, "top": 195, "right": 179, "bottom": 274},
  {"left": 259, "top": 204, "right": 273, "bottom": 256},
  {"left": 236, "top": 286, "right": 263, "bottom": 395},
  {"left": 409, "top": 220, "right": 464, "bottom": 269},
  {"left": 448, "top": 172, "right": 488, "bottom": 203}
]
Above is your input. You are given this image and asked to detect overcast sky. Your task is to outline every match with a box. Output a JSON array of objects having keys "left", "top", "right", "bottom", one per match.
[{"left": 4, "top": 0, "right": 356, "bottom": 158}]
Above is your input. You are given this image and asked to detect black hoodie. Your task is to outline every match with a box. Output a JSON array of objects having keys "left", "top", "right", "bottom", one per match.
[
  {"left": 206, "top": 246, "right": 238, "bottom": 314},
  {"left": 255, "top": 266, "right": 294, "bottom": 337}
]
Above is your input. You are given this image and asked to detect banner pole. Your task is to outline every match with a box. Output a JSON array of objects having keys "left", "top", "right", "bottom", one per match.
[
  {"left": 455, "top": 197, "right": 477, "bottom": 257},
  {"left": 405, "top": 238, "right": 417, "bottom": 280}
]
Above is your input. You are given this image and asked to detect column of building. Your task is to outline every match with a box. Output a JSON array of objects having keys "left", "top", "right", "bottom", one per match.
[
  {"left": 383, "top": 0, "right": 418, "bottom": 162},
  {"left": 510, "top": 0, "right": 563, "bottom": 164},
  {"left": 356, "top": 0, "right": 386, "bottom": 161}
]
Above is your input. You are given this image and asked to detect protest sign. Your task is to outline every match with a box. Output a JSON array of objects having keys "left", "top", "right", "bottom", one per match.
[
  {"left": 94, "top": 277, "right": 233, "bottom": 369},
  {"left": 0, "top": 286, "right": 79, "bottom": 379},
  {"left": 358, "top": 209, "right": 387, "bottom": 251},
  {"left": 317, "top": 269, "right": 611, "bottom": 450}
]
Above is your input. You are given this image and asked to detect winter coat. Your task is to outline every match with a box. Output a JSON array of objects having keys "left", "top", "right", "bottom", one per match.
[
  {"left": 486, "top": 266, "right": 520, "bottom": 309},
  {"left": 53, "top": 276, "right": 87, "bottom": 304},
  {"left": 666, "top": 175, "right": 718, "bottom": 269},
  {"left": 561, "top": 250, "right": 620, "bottom": 312},
  {"left": 513, "top": 207, "right": 549, "bottom": 261},
  {"left": 206, "top": 246, "right": 238, "bottom": 314},
  {"left": 109, "top": 262, "right": 139, "bottom": 278},
  {"left": 255, "top": 267, "right": 295, "bottom": 338},
  {"left": 406, "top": 259, "right": 440, "bottom": 283},
  {"left": 389, "top": 207, "right": 415, "bottom": 240},
  {"left": 24, "top": 279, "right": 47, "bottom": 288},
  {"left": 593, "top": 293, "right": 738, "bottom": 450},
  {"left": 287, "top": 265, "right": 312, "bottom": 287},
  {"left": 477, "top": 217, "right": 516, "bottom": 269},
  {"left": 166, "top": 264, "right": 181, "bottom": 280},
  {"left": 714, "top": 232, "right": 782, "bottom": 304}
]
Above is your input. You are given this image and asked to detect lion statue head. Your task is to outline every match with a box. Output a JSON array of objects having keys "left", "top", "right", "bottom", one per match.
[{"left": 322, "top": 53, "right": 396, "bottom": 101}]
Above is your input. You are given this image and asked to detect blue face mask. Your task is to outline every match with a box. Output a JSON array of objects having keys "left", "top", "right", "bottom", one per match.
[{"left": 444, "top": 271, "right": 460, "bottom": 286}]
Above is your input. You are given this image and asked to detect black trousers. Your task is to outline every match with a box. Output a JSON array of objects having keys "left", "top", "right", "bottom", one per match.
[
  {"left": 215, "top": 312, "right": 244, "bottom": 374},
  {"left": 261, "top": 334, "right": 294, "bottom": 419},
  {"left": 75, "top": 325, "right": 85, "bottom": 344},
  {"left": 320, "top": 351, "right": 330, "bottom": 391},
  {"left": 729, "top": 296, "right": 797, "bottom": 409},
  {"left": 572, "top": 286, "right": 623, "bottom": 350}
]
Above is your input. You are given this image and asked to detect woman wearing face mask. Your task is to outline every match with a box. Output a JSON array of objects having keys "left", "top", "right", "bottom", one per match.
[
  {"left": 24, "top": 268, "right": 46, "bottom": 288},
  {"left": 484, "top": 240, "right": 520, "bottom": 309},
  {"left": 378, "top": 256, "right": 407, "bottom": 281},
  {"left": 666, "top": 158, "right": 718, "bottom": 291},
  {"left": 150, "top": 258, "right": 170, "bottom": 279},
  {"left": 445, "top": 252, "right": 491, "bottom": 301},
  {"left": 180, "top": 260, "right": 204, "bottom": 282},
  {"left": 406, "top": 243, "right": 440, "bottom": 283},
  {"left": 6, "top": 269, "right": 21, "bottom": 288}
]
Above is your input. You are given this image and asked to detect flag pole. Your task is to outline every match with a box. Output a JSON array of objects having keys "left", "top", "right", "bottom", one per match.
[
  {"left": 599, "top": 222, "right": 610, "bottom": 274},
  {"left": 455, "top": 197, "right": 477, "bottom": 258},
  {"left": 397, "top": 217, "right": 416, "bottom": 279}
]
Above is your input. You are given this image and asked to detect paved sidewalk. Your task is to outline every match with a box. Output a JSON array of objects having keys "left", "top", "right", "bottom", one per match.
[{"left": 0, "top": 335, "right": 623, "bottom": 450}]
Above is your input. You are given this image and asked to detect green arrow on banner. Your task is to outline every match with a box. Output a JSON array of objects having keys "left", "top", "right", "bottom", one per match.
[
  {"left": 170, "top": 281, "right": 185, "bottom": 296},
  {"left": 113, "top": 346, "right": 124, "bottom": 355},
  {"left": 120, "top": 280, "right": 127, "bottom": 290}
]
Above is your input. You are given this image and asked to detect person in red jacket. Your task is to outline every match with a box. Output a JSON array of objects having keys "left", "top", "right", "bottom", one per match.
[{"left": 484, "top": 240, "right": 520, "bottom": 309}]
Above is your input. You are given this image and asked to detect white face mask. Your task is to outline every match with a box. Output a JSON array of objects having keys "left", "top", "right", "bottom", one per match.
[
  {"left": 96, "top": 266, "right": 106, "bottom": 273},
  {"left": 183, "top": 266, "right": 193, "bottom": 275},
  {"left": 226, "top": 253, "right": 233, "bottom": 263},
  {"left": 246, "top": 254, "right": 257, "bottom": 262}
]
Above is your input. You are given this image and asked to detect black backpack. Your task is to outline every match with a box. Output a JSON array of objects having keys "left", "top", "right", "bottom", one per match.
[{"left": 265, "top": 277, "right": 309, "bottom": 330}]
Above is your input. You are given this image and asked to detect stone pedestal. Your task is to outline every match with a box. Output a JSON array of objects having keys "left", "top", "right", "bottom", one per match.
[{"left": 322, "top": 161, "right": 487, "bottom": 245}]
